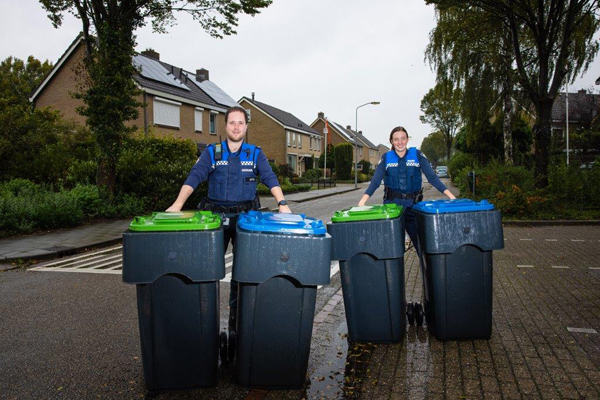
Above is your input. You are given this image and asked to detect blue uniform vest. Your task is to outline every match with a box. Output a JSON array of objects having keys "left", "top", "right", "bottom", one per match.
[
  {"left": 383, "top": 147, "right": 422, "bottom": 193},
  {"left": 207, "top": 141, "right": 260, "bottom": 203}
]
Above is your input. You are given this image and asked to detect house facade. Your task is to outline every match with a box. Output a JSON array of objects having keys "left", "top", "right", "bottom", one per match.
[
  {"left": 238, "top": 97, "right": 323, "bottom": 176},
  {"left": 311, "top": 112, "right": 381, "bottom": 171},
  {"left": 30, "top": 35, "right": 237, "bottom": 152}
]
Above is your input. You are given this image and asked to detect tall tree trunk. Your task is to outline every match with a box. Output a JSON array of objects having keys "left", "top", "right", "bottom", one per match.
[
  {"left": 533, "top": 99, "right": 553, "bottom": 188},
  {"left": 502, "top": 31, "right": 513, "bottom": 165},
  {"left": 445, "top": 131, "right": 452, "bottom": 161},
  {"left": 502, "top": 86, "right": 513, "bottom": 165}
]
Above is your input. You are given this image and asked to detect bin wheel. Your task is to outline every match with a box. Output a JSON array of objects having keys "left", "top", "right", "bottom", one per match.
[
  {"left": 219, "top": 331, "right": 228, "bottom": 364},
  {"left": 415, "top": 302, "right": 424, "bottom": 326},
  {"left": 407, "top": 302, "right": 415, "bottom": 326},
  {"left": 228, "top": 330, "right": 236, "bottom": 362}
]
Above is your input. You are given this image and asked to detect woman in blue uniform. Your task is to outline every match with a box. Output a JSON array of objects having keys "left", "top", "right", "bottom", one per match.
[{"left": 358, "top": 126, "right": 455, "bottom": 256}]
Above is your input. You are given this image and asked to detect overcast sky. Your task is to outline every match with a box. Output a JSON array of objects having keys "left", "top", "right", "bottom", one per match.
[{"left": 2, "top": 0, "right": 600, "bottom": 148}]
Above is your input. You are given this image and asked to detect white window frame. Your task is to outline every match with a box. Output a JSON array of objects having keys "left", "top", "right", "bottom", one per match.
[
  {"left": 298, "top": 134, "right": 302, "bottom": 149},
  {"left": 153, "top": 97, "right": 181, "bottom": 128},
  {"left": 209, "top": 111, "right": 218, "bottom": 135},
  {"left": 287, "top": 131, "right": 291, "bottom": 147},
  {"left": 194, "top": 107, "right": 204, "bottom": 133}
]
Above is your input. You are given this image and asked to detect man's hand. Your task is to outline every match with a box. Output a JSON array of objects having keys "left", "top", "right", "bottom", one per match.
[{"left": 279, "top": 204, "right": 292, "bottom": 214}]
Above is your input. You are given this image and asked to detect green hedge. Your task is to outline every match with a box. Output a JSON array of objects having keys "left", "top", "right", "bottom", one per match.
[
  {"left": 452, "top": 159, "right": 600, "bottom": 219},
  {"left": 334, "top": 143, "right": 353, "bottom": 180}
]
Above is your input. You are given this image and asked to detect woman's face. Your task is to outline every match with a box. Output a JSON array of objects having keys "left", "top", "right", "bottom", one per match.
[{"left": 391, "top": 130, "right": 409, "bottom": 154}]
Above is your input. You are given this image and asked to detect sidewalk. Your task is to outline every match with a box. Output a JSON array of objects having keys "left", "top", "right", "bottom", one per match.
[{"left": 0, "top": 184, "right": 359, "bottom": 264}]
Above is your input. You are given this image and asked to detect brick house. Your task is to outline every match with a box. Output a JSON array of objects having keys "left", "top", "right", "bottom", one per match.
[
  {"left": 30, "top": 34, "right": 237, "bottom": 152},
  {"left": 311, "top": 112, "right": 381, "bottom": 171},
  {"left": 238, "top": 96, "right": 323, "bottom": 176}
]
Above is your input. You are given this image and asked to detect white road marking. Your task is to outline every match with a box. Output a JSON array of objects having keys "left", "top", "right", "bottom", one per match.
[
  {"left": 571, "top": 239, "right": 585, "bottom": 242},
  {"left": 551, "top": 265, "right": 569, "bottom": 269},
  {"left": 590, "top": 267, "right": 600, "bottom": 270},
  {"left": 520, "top": 239, "right": 532, "bottom": 241},
  {"left": 545, "top": 239, "right": 558, "bottom": 242},
  {"left": 517, "top": 265, "right": 534, "bottom": 268},
  {"left": 35, "top": 246, "right": 123, "bottom": 267},
  {"left": 567, "top": 327, "right": 598, "bottom": 334}
]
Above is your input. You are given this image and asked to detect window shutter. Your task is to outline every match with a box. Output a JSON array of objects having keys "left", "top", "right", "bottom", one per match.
[{"left": 154, "top": 98, "right": 180, "bottom": 128}]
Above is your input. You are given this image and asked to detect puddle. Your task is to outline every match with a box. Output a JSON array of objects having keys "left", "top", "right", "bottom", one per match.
[{"left": 306, "top": 322, "right": 377, "bottom": 399}]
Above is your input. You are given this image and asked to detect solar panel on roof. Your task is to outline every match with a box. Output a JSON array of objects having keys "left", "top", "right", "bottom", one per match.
[
  {"left": 133, "top": 55, "right": 190, "bottom": 91},
  {"left": 183, "top": 71, "right": 238, "bottom": 107}
]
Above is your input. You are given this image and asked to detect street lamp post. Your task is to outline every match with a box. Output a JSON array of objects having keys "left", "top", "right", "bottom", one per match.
[
  {"left": 323, "top": 120, "right": 328, "bottom": 179},
  {"left": 354, "top": 101, "right": 380, "bottom": 188}
]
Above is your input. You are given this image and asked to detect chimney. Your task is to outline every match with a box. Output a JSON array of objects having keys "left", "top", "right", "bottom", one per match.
[
  {"left": 252, "top": 92, "right": 255, "bottom": 101},
  {"left": 318, "top": 112, "right": 324, "bottom": 119},
  {"left": 359, "top": 131, "right": 363, "bottom": 135},
  {"left": 346, "top": 125, "right": 352, "bottom": 130},
  {"left": 141, "top": 49, "right": 159, "bottom": 60},
  {"left": 196, "top": 68, "right": 209, "bottom": 82},
  {"left": 579, "top": 89, "right": 587, "bottom": 94}
]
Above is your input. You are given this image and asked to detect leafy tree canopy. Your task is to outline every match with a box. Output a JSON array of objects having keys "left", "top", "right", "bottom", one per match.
[{"left": 38, "top": 0, "right": 273, "bottom": 196}]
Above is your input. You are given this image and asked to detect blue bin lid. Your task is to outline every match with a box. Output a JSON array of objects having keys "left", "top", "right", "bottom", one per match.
[
  {"left": 237, "top": 211, "right": 327, "bottom": 235},
  {"left": 412, "top": 199, "right": 495, "bottom": 214}
]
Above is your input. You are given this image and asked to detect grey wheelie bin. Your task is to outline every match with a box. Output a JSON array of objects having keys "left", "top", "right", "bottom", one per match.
[
  {"left": 412, "top": 199, "right": 504, "bottom": 340},
  {"left": 122, "top": 211, "right": 225, "bottom": 391},
  {"left": 233, "top": 211, "right": 332, "bottom": 389},
  {"left": 327, "top": 204, "right": 406, "bottom": 343}
]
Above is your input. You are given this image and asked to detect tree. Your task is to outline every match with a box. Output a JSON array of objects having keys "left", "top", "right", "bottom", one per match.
[
  {"left": 0, "top": 56, "right": 53, "bottom": 106},
  {"left": 39, "top": 0, "right": 273, "bottom": 196},
  {"left": 334, "top": 143, "right": 353, "bottom": 180},
  {"left": 426, "top": 4, "right": 517, "bottom": 165},
  {"left": 421, "top": 131, "right": 447, "bottom": 164},
  {"left": 419, "top": 79, "right": 462, "bottom": 161},
  {"left": 426, "top": 0, "right": 600, "bottom": 188}
]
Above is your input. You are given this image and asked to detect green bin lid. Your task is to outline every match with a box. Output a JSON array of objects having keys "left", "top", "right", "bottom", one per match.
[
  {"left": 331, "top": 204, "right": 403, "bottom": 222},
  {"left": 128, "top": 211, "right": 221, "bottom": 232}
]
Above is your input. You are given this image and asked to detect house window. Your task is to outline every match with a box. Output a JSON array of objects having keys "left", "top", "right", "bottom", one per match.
[
  {"left": 154, "top": 97, "right": 180, "bottom": 128},
  {"left": 298, "top": 135, "right": 302, "bottom": 149},
  {"left": 245, "top": 108, "right": 251, "bottom": 122},
  {"left": 292, "top": 132, "right": 296, "bottom": 148},
  {"left": 287, "top": 131, "right": 291, "bottom": 147},
  {"left": 309, "top": 137, "right": 313, "bottom": 150},
  {"left": 194, "top": 108, "right": 203, "bottom": 132},
  {"left": 288, "top": 154, "right": 297, "bottom": 171},
  {"left": 318, "top": 139, "right": 321, "bottom": 151},
  {"left": 209, "top": 112, "right": 217, "bottom": 135}
]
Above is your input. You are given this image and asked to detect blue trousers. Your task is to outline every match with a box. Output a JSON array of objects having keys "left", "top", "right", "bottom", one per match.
[{"left": 384, "top": 198, "right": 422, "bottom": 257}]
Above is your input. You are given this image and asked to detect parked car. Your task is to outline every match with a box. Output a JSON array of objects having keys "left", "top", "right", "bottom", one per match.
[{"left": 435, "top": 166, "right": 449, "bottom": 178}]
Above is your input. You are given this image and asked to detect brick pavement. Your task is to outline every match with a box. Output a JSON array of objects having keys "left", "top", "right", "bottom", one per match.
[{"left": 306, "top": 225, "right": 599, "bottom": 399}]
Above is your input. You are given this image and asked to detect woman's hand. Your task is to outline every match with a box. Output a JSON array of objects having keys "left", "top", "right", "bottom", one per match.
[{"left": 358, "top": 194, "right": 369, "bottom": 206}]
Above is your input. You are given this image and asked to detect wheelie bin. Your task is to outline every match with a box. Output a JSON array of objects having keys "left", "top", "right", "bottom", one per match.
[
  {"left": 327, "top": 204, "right": 406, "bottom": 343},
  {"left": 412, "top": 199, "right": 504, "bottom": 340},
  {"left": 233, "top": 211, "right": 332, "bottom": 389},
  {"left": 122, "top": 211, "right": 225, "bottom": 391}
]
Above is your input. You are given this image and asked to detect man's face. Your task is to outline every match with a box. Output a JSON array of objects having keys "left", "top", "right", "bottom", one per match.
[{"left": 225, "top": 111, "right": 248, "bottom": 142}]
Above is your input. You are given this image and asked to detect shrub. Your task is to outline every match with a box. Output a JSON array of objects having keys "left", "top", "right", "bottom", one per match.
[
  {"left": 116, "top": 133, "right": 206, "bottom": 212},
  {"left": 334, "top": 143, "right": 353, "bottom": 180},
  {"left": 303, "top": 169, "right": 321, "bottom": 180},
  {"left": 69, "top": 184, "right": 103, "bottom": 218},
  {"left": 448, "top": 151, "right": 476, "bottom": 184},
  {"left": 0, "top": 181, "right": 84, "bottom": 236}
]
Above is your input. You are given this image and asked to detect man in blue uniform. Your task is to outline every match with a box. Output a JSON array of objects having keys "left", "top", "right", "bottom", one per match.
[
  {"left": 358, "top": 126, "right": 455, "bottom": 256},
  {"left": 167, "top": 106, "right": 291, "bottom": 332}
]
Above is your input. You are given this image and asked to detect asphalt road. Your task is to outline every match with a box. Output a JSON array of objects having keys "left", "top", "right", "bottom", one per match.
[
  {"left": 0, "top": 184, "right": 378, "bottom": 399},
  {"left": 2, "top": 181, "right": 598, "bottom": 399}
]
